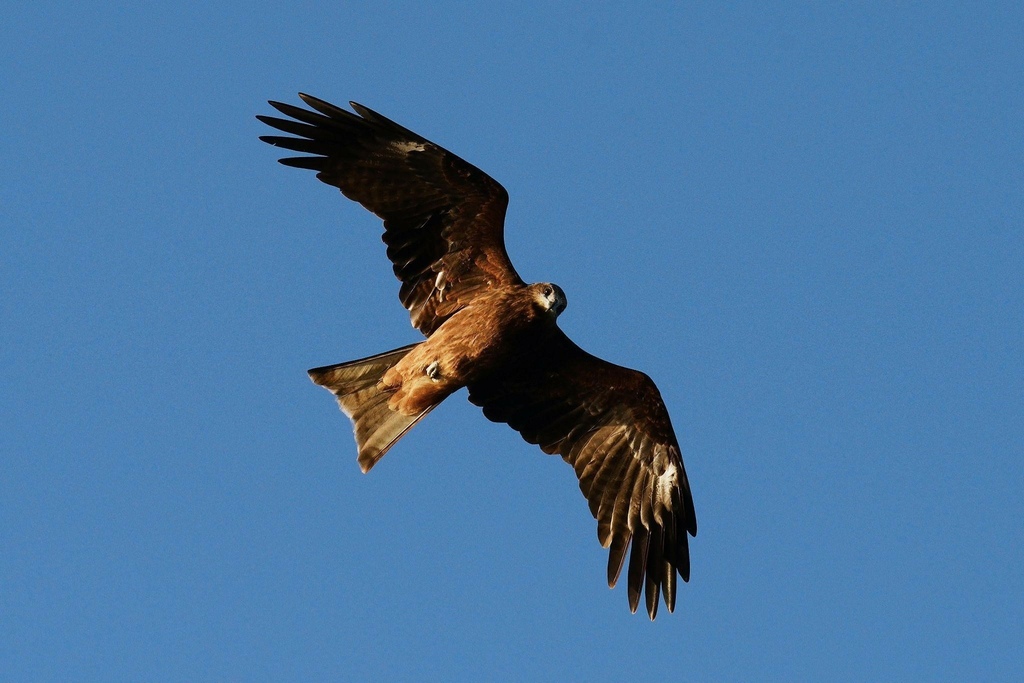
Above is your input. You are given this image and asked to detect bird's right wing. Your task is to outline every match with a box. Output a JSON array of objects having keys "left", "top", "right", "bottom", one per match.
[{"left": 259, "top": 94, "right": 523, "bottom": 335}]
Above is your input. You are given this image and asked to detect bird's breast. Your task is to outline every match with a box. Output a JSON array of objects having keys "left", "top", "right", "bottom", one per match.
[{"left": 421, "top": 288, "right": 546, "bottom": 383}]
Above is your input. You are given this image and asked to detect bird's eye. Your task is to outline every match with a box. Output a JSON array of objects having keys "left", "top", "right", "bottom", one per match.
[{"left": 543, "top": 286, "right": 553, "bottom": 298}]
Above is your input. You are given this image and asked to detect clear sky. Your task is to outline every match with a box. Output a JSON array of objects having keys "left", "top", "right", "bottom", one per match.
[{"left": 3, "top": 2, "right": 1022, "bottom": 681}]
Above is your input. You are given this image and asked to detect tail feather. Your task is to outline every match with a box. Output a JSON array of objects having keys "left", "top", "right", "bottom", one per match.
[{"left": 309, "top": 343, "right": 432, "bottom": 472}]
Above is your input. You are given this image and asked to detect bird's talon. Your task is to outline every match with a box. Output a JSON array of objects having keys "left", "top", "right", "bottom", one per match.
[{"left": 425, "top": 361, "right": 441, "bottom": 381}]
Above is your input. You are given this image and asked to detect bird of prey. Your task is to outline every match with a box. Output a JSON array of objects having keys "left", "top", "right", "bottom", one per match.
[{"left": 258, "top": 94, "right": 697, "bottom": 619}]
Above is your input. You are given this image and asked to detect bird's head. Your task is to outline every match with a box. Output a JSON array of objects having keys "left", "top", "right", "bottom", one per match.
[{"left": 532, "top": 282, "right": 567, "bottom": 317}]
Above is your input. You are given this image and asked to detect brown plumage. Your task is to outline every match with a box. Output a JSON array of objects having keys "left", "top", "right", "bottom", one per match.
[{"left": 259, "top": 94, "right": 697, "bottom": 619}]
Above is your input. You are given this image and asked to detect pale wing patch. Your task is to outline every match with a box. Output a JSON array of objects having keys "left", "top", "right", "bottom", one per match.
[
  {"left": 654, "top": 461, "right": 679, "bottom": 525},
  {"left": 433, "top": 270, "right": 447, "bottom": 300},
  {"left": 391, "top": 140, "right": 427, "bottom": 153}
]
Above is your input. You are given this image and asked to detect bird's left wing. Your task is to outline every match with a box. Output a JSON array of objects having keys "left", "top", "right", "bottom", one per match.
[{"left": 466, "top": 327, "right": 697, "bottom": 619}]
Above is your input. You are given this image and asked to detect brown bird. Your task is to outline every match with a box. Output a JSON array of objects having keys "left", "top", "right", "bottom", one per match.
[{"left": 258, "top": 94, "right": 697, "bottom": 619}]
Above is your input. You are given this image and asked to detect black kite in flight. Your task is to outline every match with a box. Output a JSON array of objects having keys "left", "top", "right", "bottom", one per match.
[{"left": 258, "top": 94, "right": 697, "bottom": 619}]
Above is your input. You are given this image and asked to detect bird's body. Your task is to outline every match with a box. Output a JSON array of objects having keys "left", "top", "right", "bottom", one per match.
[
  {"left": 382, "top": 282, "right": 561, "bottom": 415},
  {"left": 259, "top": 95, "right": 696, "bottom": 619}
]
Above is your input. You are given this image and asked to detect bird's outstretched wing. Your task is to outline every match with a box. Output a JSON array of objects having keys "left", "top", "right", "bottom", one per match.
[
  {"left": 466, "top": 328, "right": 697, "bottom": 620},
  {"left": 258, "top": 94, "right": 522, "bottom": 335}
]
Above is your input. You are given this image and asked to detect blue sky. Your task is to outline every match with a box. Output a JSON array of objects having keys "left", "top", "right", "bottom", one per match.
[{"left": 2, "top": 2, "right": 1022, "bottom": 681}]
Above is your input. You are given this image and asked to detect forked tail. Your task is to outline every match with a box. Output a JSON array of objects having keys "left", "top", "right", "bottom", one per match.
[{"left": 308, "top": 343, "right": 433, "bottom": 472}]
